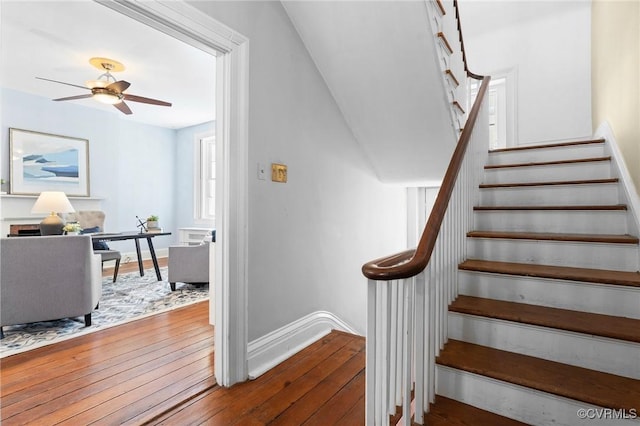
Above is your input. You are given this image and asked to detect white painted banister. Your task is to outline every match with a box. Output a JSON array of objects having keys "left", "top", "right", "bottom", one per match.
[{"left": 363, "top": 78, "right": 489, "bottom": 424}]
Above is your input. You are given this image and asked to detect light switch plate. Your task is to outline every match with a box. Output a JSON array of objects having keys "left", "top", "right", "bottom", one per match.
[
  {"left": 271, "top": 163, "right": 287, "bottom": 183},
  {"left": 258, "top": 163, "right": 266, "bottom": 180}
]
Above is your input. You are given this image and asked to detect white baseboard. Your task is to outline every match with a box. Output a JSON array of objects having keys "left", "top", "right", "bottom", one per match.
[
  {"left": 119, "top": 248, "right": 169, "bottom": 264},
  {"left": 247, "top": 311, "right": 359, "bottom": 379}
]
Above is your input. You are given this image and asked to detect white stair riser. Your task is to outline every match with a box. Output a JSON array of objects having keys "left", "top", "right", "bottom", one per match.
[
  {"left": 474, "top": 210, "right": 628, "bottom": 234},
  {"left": 448, "top": 313, "right": 640, "bottom": 379},
  {"left": 479, "top": 183, "right": 620, "bottom": 206},
  {"left": 483, "top": 161, "right": 612, "bottom": 184},
  {"left": 436, "top": 366, "right": 640, "bottom": 426},
  {"left": 458, "top": 270, "right": 640, "bottom": 320},
  {"left": 487, "top": 144, "right": 605, "bottom": 166},
  {"left": 467, "top": 238, "right": 638, "bottom": 271}
]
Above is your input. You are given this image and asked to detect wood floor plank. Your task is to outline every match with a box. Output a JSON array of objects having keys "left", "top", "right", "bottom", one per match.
[
  {"left": 437, "top": 340, "right": 640, "bottom": 412},
  {"left": 1, "top": 314, "right": 210, "bottom": 401},
  {"left": 6, "top": 336, "right": 213, "bottom": 424},
  {"left": 267, "top": 349, "right": 366, "bottom": 425},
  {"left": 302, "top": 368, "right": 366, "bottom": 426},
  {"left": 450, "top": 295, "right": 640, "bottom": 343},
  {"left": 245, "top": 338, "right": 365, "bottom": 424},
  {"left": 2, "top": 294, "right": 367, "bottom": 425},
  {"left": 425, "top": 395, "right": 528, "bottom": 425},
  {"left": 1, "top": 305, "right": 209, "bottom": 400},
  {"left": 151, "top": 332, "right": 362, "bottom": 425},
  {"left": 2, "top": 329, "right": 213, "bottom": 418}
]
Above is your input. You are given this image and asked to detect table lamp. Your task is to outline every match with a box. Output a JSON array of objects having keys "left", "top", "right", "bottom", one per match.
[{"left": 31, "top": 191, "right": 75, "bottom": 235}]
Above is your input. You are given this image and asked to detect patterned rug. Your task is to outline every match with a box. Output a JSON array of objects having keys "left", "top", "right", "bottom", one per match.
[{"left": 0, "top": 267, "right": 208, "bottom": 358}]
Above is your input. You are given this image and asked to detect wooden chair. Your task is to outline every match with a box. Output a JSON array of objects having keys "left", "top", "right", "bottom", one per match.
[{"left": 64, "top": 211, "right": 121, "bottom": 282}]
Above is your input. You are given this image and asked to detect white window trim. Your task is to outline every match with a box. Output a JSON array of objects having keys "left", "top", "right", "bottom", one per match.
[{"left": 193, "top": 131, "right": 216, "bottom": 226}]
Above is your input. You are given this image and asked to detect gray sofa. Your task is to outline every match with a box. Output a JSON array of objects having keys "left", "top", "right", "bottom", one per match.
[{"left": 0, "top": 235, "right": 102, "bottom": 338}]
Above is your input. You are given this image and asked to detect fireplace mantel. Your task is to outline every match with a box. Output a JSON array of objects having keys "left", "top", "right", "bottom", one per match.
[{"left": 1, "top": 194, "right": 104, "bottom": 237}]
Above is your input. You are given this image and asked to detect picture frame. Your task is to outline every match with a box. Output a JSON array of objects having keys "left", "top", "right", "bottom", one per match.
[{"left": 9, "top": 128, "right": 90, "bottom": 196}]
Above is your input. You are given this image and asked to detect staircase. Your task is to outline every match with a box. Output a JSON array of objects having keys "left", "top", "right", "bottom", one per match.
[{"left": 430, "top": 138, "right": 640, "bottom": 424}]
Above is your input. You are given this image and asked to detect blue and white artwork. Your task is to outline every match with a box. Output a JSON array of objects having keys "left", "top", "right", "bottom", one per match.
[
  {"left": 23, "top": 149, "right": 80, "bottom": 182},
  {"left": 10, "top": 128, "right": 89, "bottom": 196}
]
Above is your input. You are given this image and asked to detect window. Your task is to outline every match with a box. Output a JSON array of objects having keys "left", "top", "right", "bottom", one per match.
[{"left": 194, "top": 134, "right": 215, "bottom": 223}]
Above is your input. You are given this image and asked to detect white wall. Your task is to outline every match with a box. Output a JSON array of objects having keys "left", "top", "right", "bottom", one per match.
[
  {"left": 187, "top": 1, "right": 408, "bottom": 338},
  {"left": 0, "top": 88, "right": 179, "bottom": 252},
  {"left": 462, "top": 1, "right": 593, "bottom": 145}
]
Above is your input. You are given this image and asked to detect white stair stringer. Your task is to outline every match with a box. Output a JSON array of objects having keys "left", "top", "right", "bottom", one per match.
[
  {"left": 483, "top": 160, "right": 612, "bottom": 184},
  {"left": 479, "top": 182, "right": 620, "bottom": 206},
  {"left": 466, "top": 238, "right": 639, "bottom": 271},
  {"left": 436, "top": 366, "right": 640, "bottom": 426},
  {"left": 486, "top": 142, "right": 605, "bottom": 166},
  {"left": 448, "top": 312, "right": 640, "bottom": 379},
  {"left": 458, "top": 270, "right": 640, "bottom": 320},
  {"left": 473, "top": 209, "right": 628, "bottom": 234}
]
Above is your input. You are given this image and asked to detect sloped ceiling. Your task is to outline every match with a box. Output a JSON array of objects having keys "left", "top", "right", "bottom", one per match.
[{"left": 282, "top": 1, "right": 455, "bottom": 185}]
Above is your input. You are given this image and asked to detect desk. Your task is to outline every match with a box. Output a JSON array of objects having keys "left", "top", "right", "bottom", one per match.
[{"left": 92, "top": 231, "right": 171, "bottom": 281}]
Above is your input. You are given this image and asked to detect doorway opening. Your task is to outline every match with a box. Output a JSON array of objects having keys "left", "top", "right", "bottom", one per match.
[{"left": 96, "top": 0, "right": 250, "bottom": 387}]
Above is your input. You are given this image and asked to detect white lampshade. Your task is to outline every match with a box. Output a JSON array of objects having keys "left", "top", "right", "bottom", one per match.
[
  {"left": 31, "top": 192, "right": 75, "bottom": 236},
  {"left": 31, "top": 191, "right": 75, "bottom": 214}
]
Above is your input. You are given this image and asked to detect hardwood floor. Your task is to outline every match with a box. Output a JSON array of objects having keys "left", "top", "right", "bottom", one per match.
[{"left": 0, "top": 264, "right": 366, "bottom": 425}]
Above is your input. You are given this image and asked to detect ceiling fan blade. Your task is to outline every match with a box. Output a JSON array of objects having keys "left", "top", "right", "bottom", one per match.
[
  {"left": 114, "top": 101, "right": 132, "bottom": 115},
  {"left": 36, "top": 77, "right": 89, "bottom": 91},
  {"left": 123, "top": 93, "right": 172, "bottom": 107},
  {"left": 107, "top": 80, "right": 130, "bottom": 93},
  {"left": 53, "top": 94, "right": 93, "bottom": 102}
]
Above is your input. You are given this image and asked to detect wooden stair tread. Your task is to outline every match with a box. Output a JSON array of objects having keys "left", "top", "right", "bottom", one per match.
[
  {"left": 467, "top": 231, "right": 639, "bottom": 244},
  {"left": 474, "top": 204, "right": 627, "bottom": 211},
  {"left": 459, "top": 259, "right": 640, "bottom": 288},
  {"left": 425, "top": 395, "right": 527, "bottom": 425},
  {"left": 450, "top": 295, "right": 640, "bottom": 343},
  {"left": 489, "top": 138, "right": 605, "bottom": 153},
  {"left": 479, "top": 178, "right": 618, "bottom": 189},
  {"left": 485, "top": 156, "right": 610, "bottom": 169},
  {"left": 437, "top": 340, "right": 640, "bottom": 412}
]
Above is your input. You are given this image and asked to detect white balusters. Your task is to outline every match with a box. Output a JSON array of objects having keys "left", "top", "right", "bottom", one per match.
[{"left": 364, "top": 91, "right": 490, "bottom": 424}]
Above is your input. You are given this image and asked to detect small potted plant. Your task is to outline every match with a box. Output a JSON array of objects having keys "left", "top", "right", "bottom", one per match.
[
  {"left": 63, "top": 223, "right": 83, "bottom": 235},
  {"left": 146, "top": 215, "right": 159, "bottom": 230}
]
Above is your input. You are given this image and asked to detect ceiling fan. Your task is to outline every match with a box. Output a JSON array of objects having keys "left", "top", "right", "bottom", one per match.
[{"left": 36, "top": 57, "right": 171, "bottom": 115}]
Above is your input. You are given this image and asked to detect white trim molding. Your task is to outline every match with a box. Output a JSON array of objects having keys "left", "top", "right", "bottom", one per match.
[
  {"left": 247, "top": 311, "right": 359, "bottom": 379},
  {"left": 96, "top": 0, "right": 250, "bottom": 387},
  {"left": 595, "top": 121, "right": 640, "bottom": 238}
]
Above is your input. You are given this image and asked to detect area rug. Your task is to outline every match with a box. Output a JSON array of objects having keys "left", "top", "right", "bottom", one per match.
[{"left": 0, "top": 267, "right": 208, "bottom": 358}]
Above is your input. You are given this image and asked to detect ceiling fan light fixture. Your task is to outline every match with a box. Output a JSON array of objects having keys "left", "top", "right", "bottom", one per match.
[
  {"left": 85, "top": 79, "right": 108, "bottom": 89},
  {"left": 93, "top": 91, "right": 121, "bottom": 105}
]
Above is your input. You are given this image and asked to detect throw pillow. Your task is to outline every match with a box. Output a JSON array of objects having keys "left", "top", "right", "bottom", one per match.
[{"left": 81, "top": 226, "right": 110, "bottom": 250}]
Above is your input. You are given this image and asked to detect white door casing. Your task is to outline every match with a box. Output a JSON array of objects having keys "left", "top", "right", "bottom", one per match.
[{"left": 95, "top": 0, "right": 250, "bottom": 386}]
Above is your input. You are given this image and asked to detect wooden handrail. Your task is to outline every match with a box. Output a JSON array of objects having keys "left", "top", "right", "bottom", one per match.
[
  {"left": 453, "top": 0, "right": 482, "bottom": 80},
  {"left": 362, "top": 76, "right": 490, "bottom": 281}
]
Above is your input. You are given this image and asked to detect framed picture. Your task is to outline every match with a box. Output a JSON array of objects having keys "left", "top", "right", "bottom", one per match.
[{"left": 9, "top": 128, "right": 90, "bottom": 196}]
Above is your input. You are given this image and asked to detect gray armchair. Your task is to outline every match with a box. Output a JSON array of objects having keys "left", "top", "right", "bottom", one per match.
[
  {"left": 0, "top": 235, "right": 102, "bottom": 338},
  {"left": 168, "top": 241, "right": 213, "bottom": 291}
]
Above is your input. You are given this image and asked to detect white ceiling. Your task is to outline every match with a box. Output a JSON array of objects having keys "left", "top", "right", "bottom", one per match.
[{"left": 0, "top": 1, "right": 216, "bottom": 130}]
